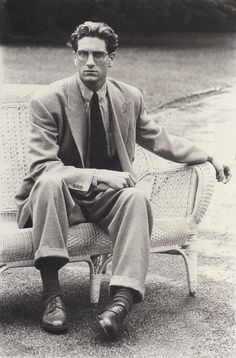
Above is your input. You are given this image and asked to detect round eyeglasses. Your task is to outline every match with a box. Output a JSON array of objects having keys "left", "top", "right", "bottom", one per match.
[{"left": 76, "top": 51, "right": 109, "bottom": 64}]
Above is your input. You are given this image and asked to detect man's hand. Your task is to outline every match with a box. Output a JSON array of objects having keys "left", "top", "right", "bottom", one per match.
[
  {"left": 97, "top": 170, "right": 137, "bottom": 189},
  {"left": 208, "top": 156, "right": 232, "bottom": 184}
]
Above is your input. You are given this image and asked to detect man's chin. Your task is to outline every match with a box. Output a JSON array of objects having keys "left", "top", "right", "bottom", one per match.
[
  {"left": 80, "top": 75, "right": 105, "bottom": 90},
  {"left": 83, "top": 73, "right": 99, "bottom": 81}
]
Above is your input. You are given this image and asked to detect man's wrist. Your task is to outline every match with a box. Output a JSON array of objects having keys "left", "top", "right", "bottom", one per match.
[
  {"left": 207, "top": 155, "right": 213, "bottom": 163},
  {"left": 97, "top": 169, "right": 108, "bottom": 184}
]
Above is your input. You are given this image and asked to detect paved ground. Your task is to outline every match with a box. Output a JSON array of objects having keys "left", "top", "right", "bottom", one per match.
[{"left": 0, "top": 85, "right": 235, "bottom": 357}]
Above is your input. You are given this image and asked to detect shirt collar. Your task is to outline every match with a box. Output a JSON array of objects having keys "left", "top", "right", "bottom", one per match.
[{"left": 77, "top": 74, "right": 107, "bottom": 103}]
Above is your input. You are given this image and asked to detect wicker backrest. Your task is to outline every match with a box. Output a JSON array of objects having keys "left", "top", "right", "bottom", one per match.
[{"left": 0, "top": 84, "right": 43, "bottom": 212}]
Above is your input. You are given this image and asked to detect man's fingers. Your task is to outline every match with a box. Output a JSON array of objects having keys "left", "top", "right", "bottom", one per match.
[
  {"left": 123, "top": 172, "right": 136, "bottom": 187},
  {"left": 223, "top": 166, "right": 232, "bottom": 183},
  {"left": 123, "top": 181, "right": 129, "bottom": 188},
  {"left": 125, "top": 176, "right": 135, "bottom": 187},
  {"left": 216, "top": 167, "right": 225, "bottom": 182},
  {"left": 126, "top": 178, "right": 134, "bottom": 187},
  {"left": 129, "top": 173, "right": 137, "bottom": 185},
  {"left": 209, "top": 157, "right": 232, "bottom": 184},
  {"left": 99, "top": 170, "right": 138, "bottom": 189},
  {"left": 217, "top": 166, "right": 233, "bottom": 184}
]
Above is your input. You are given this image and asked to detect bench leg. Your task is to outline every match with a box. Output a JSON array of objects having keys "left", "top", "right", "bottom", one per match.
[
  {"left": 90, "top": 272, "right": 103, "bottom": 304},
  {"left": 181, "top": 239, "right": 198, "bottom": 296},
  {"left": 88, "top": 255, "right": 112, "bottom": 304}
]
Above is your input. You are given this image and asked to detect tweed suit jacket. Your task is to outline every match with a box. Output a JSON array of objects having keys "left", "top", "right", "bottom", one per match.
[{"left": 15, "top": 74, "right": 208, "bottom": 228}]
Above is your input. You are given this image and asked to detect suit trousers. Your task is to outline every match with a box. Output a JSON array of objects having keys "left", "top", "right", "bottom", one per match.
[{"left": 28, "top": 174, "right": 153, "bottom": 301}]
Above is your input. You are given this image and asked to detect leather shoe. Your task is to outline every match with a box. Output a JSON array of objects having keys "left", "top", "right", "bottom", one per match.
[
  {"left": 96, "top": 302, "right": 128, "bottom": 339},
  {"left": 41, "top": 295, "right": 68, "bottom": 333}
]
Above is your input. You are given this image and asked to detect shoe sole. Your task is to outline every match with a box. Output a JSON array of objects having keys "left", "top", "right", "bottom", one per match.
[{"left": 41, "top": 322, "right": 68, "bottom": 334}]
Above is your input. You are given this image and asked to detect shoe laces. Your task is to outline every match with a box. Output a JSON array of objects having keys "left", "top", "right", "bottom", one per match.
[{"left": 44, "top": 295, "right": 64, "bottom": 313}]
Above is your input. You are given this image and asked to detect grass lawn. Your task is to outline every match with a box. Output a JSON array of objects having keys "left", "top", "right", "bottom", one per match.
[{"left": 1, "top": 33, "right": 236, "bottom": 111}]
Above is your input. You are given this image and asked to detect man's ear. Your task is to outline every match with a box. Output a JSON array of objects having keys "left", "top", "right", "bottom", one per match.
[{"left": 108, "top": 52, "right": 115, "bottom": 67}]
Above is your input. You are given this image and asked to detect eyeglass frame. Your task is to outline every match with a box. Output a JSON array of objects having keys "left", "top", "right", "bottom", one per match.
[{"left": 76, "top": 50, "right": 111, "bottom": 64}]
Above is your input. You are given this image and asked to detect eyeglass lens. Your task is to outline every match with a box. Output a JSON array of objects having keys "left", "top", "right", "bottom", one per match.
[{"left": 77, "top": 51, "right": 108, "bottom": 63}]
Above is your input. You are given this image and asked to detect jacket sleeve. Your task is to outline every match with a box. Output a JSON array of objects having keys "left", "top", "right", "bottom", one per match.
[
  {"left": 28, "top": 95, "right": 95, "bottom": 194},
  {"left": 136, "top": 92, "right": 208, "bottom": 164}
]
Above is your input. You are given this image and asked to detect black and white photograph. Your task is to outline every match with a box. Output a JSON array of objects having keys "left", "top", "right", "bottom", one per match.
[{"left": 0, "top": 1, "right": 235, "bottom": 357}]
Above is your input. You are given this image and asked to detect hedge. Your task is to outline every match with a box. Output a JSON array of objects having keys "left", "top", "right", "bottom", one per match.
[{"left": 1, "top": 0, "right": 236, "bottom": 43}]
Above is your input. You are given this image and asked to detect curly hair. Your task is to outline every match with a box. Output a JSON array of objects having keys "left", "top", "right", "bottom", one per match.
[{"left": 67, "top": 21, "right": 119, "bottom": 54}]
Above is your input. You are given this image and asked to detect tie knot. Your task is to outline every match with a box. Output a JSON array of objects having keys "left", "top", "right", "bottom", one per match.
[{"left": 92, "top": 92, "right": 99, "bottom": 102}]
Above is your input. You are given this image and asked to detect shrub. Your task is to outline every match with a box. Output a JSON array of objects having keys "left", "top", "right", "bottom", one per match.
[{"left": 2, "top": 0, "right": 236, "bottom": 43}]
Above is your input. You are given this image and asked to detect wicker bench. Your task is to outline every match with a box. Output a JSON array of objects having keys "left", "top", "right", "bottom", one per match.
[{"left": 0, "top": 84, "right": 216, "bottom": 303}]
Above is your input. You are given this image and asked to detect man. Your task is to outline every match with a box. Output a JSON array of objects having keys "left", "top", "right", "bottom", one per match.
[{"left": 15, "top": 21, "right": 231, "bottom": 339}]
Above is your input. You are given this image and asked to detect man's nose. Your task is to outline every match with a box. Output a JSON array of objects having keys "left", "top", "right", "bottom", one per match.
[{"left": 86, "top": 53, "right": 95, "bottom": 66}]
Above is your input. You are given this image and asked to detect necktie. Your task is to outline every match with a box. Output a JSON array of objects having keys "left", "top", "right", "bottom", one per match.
[{"left": 89, "top": 92, "right": 109, "bottom": 168}]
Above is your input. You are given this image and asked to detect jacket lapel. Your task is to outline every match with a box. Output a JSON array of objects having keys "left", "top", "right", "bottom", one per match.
[
  {"left": 107, "top": 80, "right": 135, "bottom": 175},
  {"left": 65, "top": 75, "right": 87, "bottom": 167},
  {"left": 107, "top": 80, "right": 130, "bottom": 142}
]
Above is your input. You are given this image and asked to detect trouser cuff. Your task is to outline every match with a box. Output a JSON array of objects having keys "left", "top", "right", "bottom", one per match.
[
  {"left": 34, "top": 247, "right": 69, "bottom": 270},
  {"left": 109, "top": 275, "right": 145, "bottom": 303}
]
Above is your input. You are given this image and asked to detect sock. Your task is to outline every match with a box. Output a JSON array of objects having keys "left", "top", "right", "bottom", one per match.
[
  {"left": 111, "top": 287, "right": 135, "bottom": 312},
  {"left": 39, "top": 258, "right": 62, "bottom": 301}
]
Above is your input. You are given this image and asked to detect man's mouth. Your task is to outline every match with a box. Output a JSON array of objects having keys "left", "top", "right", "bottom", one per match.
[{"left": 84, "top": 70, "right": 97, "bottom": 74}]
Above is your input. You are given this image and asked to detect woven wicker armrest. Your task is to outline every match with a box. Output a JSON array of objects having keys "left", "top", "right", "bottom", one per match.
[
  {"left": 149, "top": 161, "right": 216, "bottom": 221},
  {"left": 147, "top": 161, "right": 216, "bottom": 296}
]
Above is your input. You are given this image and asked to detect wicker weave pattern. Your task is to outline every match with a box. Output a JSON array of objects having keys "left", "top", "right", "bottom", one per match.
[
  {"left": 0, "top": 216, "right": 193, "bottom": 263},
  {"left": 151, "top": 217, "right": 191, "bottom": 247},
  {"left": 0, "top": 85, "right": 43, "bottom": 212},
  {"left": 0, "top": 226, "right": 34, "bottom": 262},
  {"left": 0, "top": 221, "right": 112, "bottom": 263},
  {"left": 150, "top": 167, "right": 193, "bottom": 217},
  {"left": 66, "top": 223, "right": 111, "bottom": 256},
  {"left": 192, "top": 163, "right": 217, "bottom": 224},
  {"left": 134, "top": 144, "right": 154, "bottom": 178}
]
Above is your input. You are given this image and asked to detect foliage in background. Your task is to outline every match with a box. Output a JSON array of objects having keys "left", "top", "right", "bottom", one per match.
[{"left": 1, "top": 0, "right": 236, "bottom": 43}]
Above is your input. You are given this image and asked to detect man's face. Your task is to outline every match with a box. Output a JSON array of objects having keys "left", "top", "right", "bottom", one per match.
[{"left": 74, "top": 36, "right": 115, "bottom": 91}]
